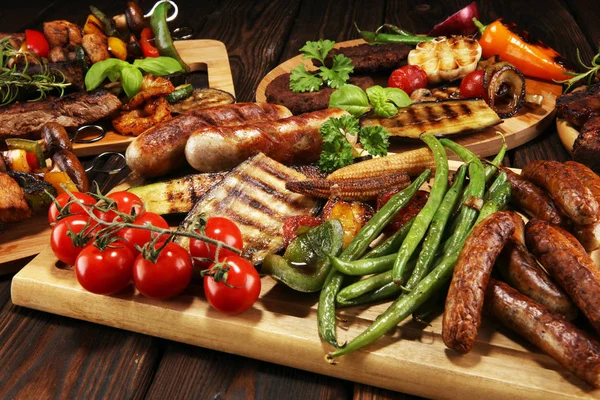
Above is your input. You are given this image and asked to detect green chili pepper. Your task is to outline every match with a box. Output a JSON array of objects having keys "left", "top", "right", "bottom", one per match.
[
  {"left": 150, "top": 2, "right": 189, "bottom": 71},
  {"left": 392, "top": 135, "right": 448, "bottom": 285}
]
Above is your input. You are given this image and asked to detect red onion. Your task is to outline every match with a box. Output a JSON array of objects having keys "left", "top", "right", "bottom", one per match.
[{"left": 428, "top": 2, "right": 480, "bottom": 36}]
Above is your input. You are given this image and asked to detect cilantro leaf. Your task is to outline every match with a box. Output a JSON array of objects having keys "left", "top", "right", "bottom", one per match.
[
  {"left": 366, "top": 85, "right": 398, "bottom": 118},
  {"left": 299, "top": 39, "right": 335, "bottom": 64},
  {"left": 319, "top": 54, "right": 354, "bottom": 89},
  {"left": 318, "top": 116, "right": 359, "bottom": 172},
  {"left": 359, "top": 126, "right": 390, "bottom": 157},
  {"left": 290, "top": 65, "right": 323, "bottom": 93}
]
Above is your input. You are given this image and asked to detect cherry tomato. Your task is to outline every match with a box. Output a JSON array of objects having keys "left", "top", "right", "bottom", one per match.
[
  {"left": 377, "top": 190, "right": 429, "bottom": 233},
  {"left": 50, "top": 215, "right": 97, "bottom": 265},
  {"left": 48, "top": 192, "right": 97, "bottom": 224},
  {"left": 189, "top": 217, "right": 243, "bottom": 268},
  {"left": 204, "top": 256, "right": 261, "bottom": 314},
  {"left": 75, "top": 243, "right": 134, "bottom": 295},
  {"left": 388, "top": 65, "right": 428, "bottom": 95},
  {"left": 94, "top": 191, "right": 143, "bottom": 223},
  {"left": 25, "top": 29, "right": 49, "bottom": 58},
  {"left": 282, "top": 215, "right": 322, "bottom": 246},
  {"left": 133, "top": 242, "right": 193, "bottom": 299},
  {"left": 460, "top": 70, "right": 486, "bottom": 99},
  {"left": 118, "top": 212, "right": 170, "bottom": 255}
]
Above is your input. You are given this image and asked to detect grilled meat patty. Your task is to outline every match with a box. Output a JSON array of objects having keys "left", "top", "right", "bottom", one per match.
[
  {"left": 265, "top": 73, "right": 374, "bottom": 115},
  {"left": 0, "top": 90, "right": 121, "bottom": 140},
  {"left": 313, "top": 42, "right": 412, "bottom": 74},
  {"left": 0, "top": 172, "right": 32, "bottom": 223}
]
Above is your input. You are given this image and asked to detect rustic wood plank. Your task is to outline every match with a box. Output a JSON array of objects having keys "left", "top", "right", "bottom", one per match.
[{"left": 560, "top": 0, "right": 600, "bottom": 59}]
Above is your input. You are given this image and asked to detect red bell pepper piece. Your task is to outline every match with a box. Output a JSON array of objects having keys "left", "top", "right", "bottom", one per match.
[
  {"left": 25, "top": 29, "right": 49, "bottom": 58},
  {"left": 140, "top": 27, "right": 160, "bottom": 58}
]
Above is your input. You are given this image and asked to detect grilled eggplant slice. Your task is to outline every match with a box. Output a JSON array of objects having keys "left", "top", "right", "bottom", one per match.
[
  {"left": 175, "top": 153, "right": 319, "bottom": 265},
  {"left": 128, "top": 173, "right": 225, "bottom": 215},
  {"left": 361, "top": 99, "right": 502, "bottom": 139},
  {"left": 171, "top": 88, "right": 235, "bottom": 114}
]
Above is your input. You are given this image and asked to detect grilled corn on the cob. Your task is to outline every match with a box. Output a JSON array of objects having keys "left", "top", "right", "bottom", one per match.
[{"left": 408, "top": 36, "right": 482, "bottom": 84}]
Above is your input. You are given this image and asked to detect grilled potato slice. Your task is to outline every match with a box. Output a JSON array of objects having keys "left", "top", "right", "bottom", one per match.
[
  {"left": 361, "top": 99, "right": 502, "bottom": 139},
  {"left": 322, "top": 198, "right": 374, "bottom": 248}
]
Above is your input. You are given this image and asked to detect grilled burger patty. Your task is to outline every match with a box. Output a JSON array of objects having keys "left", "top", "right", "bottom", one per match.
[{"left": 313, "top": 42, "right": 412, "bottom": 74}]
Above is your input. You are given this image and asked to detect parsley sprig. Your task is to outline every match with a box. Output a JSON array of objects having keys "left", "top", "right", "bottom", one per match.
[
  {"left": 318, "top": 115, "right": 390, "bottom": 172},
  {"left": 290, "top": 40, "right": 354, "bottom": 93}
]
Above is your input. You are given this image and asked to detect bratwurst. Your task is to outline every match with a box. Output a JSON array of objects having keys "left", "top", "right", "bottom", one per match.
[
  {"left": 185, "top": 108, "right": 349, "bottom": 173},
  {"left": 565, "top": 161, "right": 600, "bottom": 251},
  {"left": 126, "top": 103, "right": 292, "bottom": 178}
]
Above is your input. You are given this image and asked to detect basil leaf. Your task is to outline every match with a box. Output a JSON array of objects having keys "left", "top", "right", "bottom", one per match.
[
  {"left": 133, "top": 57, "right": 185, "bottom": 76},
  {"left": 85, "top": 58, "right": 128, "bottom": 91},
  {"left": 384, "top": 87, "right": 412, "bottom": 108},
  {"left": 328, "top": 84, "right": 371, "bottom": 117},
  {"left": 120, "top": 66, "right": 143, "bottom": 98},
  {"left": 366, "top": 85, "right": 398, "bottom": 118}
]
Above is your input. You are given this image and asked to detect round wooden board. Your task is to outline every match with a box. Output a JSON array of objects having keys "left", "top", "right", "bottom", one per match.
[
  {"left": 556, "top": 117, "right": 577, "bottom": 153},
  {"left": 256, "top": 39, "right": 563, "bottom": 158}
]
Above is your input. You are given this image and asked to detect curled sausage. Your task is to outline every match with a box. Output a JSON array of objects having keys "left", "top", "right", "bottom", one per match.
[
  {"left": 565, "top": 161, "right": 600, "bottom": 251},
  {"left": 522, "top": 160, "right": 598, "bottom": 225},
  {"left": 526, "top": 219, "right": 600, "bottom": 335},
  {"left": 486, "top": 279, "right": 600, "bottom": 389},
  {"left": 442, "top": 211, "right": 515, "bottom": 354},
  {"left": 501, "top": 167, "right": 566, "bottom": 226},
  {"left": 496, "top": 240, "right": 578, "bottom": 320}
]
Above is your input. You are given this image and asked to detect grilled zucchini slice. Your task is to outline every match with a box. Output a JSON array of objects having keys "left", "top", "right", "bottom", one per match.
[{"left": 171, "top": 88, "right": 235, "bottom": 114}]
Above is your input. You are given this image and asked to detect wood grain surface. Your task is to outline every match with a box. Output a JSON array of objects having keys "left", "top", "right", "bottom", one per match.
[{"left": 2, "top": 0, "right": 600, "bottom": 399}]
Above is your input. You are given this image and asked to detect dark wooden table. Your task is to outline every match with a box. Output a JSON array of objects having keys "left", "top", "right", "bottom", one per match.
[{"left": 1, "top": 1, "right": 599, "bottom": 398}]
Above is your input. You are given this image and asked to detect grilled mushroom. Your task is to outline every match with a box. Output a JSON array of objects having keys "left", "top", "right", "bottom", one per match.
[
  {"left": 42, "top": 122, "right": 72, "bottom": 152},
  {"left": 52, "top": 150, "right": 89, "bottom": 192}
]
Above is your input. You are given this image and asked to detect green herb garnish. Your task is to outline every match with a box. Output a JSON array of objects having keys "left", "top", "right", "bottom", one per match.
[
  {"left": 329, "top": 84, "right": 412, "bottom": 118},
  {"left": 555, "top": 48, "right": 600, "bottom": 92}
]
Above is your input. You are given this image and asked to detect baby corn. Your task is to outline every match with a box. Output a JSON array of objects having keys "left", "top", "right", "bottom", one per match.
[
  {"left": 285, "top": 173, "right": 411, "bottom": 201},
  {"left": 327, "top": 148, "right": 435, "bottom": 181}
]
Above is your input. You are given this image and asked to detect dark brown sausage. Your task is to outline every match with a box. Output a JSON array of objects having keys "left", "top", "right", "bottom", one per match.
[
  {"left": 509, "top": 211, "right": 525, "bottom": 245},
  {"left": 442, "top": 211, "right": 515, "bottom": 354},
  {"left": 565, "top": 161, "right": 600, "bottom": 251},
  {"left": 522, "top": 160, "right": 599, "bottom": 225},
  {"left": 126, "top": 103, "right": 292, "bottom": 178},
  {"left": 486, "top": 279, "right": 600, "bottom": 389},
  {"left": 501, "top": 167, "right": 566, "bottom": 226},
  {"left": 496, "top": 240, "right": 578, "bottom": 320},
  {"left": 184, "top": 108, "right": 348, "bottom": 173},
  {"left": 526, "top": 219, "right": 600, "bottom": 335}
]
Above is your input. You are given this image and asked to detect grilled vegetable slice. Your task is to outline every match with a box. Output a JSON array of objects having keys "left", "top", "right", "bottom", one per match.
[
  {"left": 322, "top": 198, "right": 374, "bottom": 248},
  {"left": 361, "top": 99, "right": 501, "bottom": 139},
  {"left": 7, "top": 171, "right": 56, "bottom": 212},
  {"left": 171, "top": 88, "right": 235, "bottom": 114},
  {"left": 127, "top": 173, "right": 225, "bottom": 215},
  {"left": 166, "top": 84, "right": 194, "bottom": 104},
  {"left": 408, "top": 36, "right": 482, "bottom": 84}
]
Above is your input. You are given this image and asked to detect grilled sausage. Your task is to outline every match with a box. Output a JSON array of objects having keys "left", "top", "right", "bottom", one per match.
[
  {"left": 501, "top": 167, "right": 566, "bottom": 226},
  {"left": 442, "top": 211, "right": 515, "bottom": 354},
  {"left": 565, "top": 161, "right": 600, "bottom": 251},
  {"left": 126, "top": 103, "right": 292, "bottom": 178},
  {"left": 486, "top": 279, "right": 600, "bottom": 389},
  {"left": 509, "top": 211, "right": 525, "bottom": 245},
  {"left": 185, "top": 108, "right": 349, "bottom": 173},
  {"left": 522, "top": 160, "right": 598, "bottom": 225},
  {"left": 496, "top": 240, "right": 578, "bottom": 319},
  {"left": 526, "top": 219, "right": 600, "bottom": 335}
]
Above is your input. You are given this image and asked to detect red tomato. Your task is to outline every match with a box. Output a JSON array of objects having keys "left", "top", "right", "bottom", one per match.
[
  {"left": 460, "top": 70, "right": 486, "bottom": 99},
  {"left": 189, "top": 217, "right": 243, "bottom": 268},
  {"left": 133, "top": 242, "right": 193, "bottom": 299},
  {"left": 118, "top": 212, "right": 170, "bottom": 255},
  {"left": 25, "top": 29, "right": 49, "bottom": 58},
  {"left": 48, "top": 192, "right": 96, "bottom": 224},
  {"left": 94, "top": 191, "right": 143, "bottom": 222},
  {"left": 75, "top": 243, "right": 134, "bottom": 295},
  {"left": 388, "top": 65, "right": 428, "bottom": 95},
  {"left": 282, "top": 215, "right": 322, "bottom": 246},
  {"left": 204, "top": 256, "right": 260, "bottom": 314},
  {"left": 25, "top": 152, "right": 39, "bottom": 170},
  {"left": 50, "top": 215, "right": 97, "bottom": 265}
]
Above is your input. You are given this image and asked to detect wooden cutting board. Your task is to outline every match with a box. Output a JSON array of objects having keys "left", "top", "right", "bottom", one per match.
[
  {"left": 11, "top": 161, "right": 600, "bottom": 399},
  {"left": 72, "top": 39, "right": 235, "bottom": 157},
  {"left": 0, "top": 40, "right": 235, "bottom": 268},
  {"left": 255, "top": 39, "right": 562, "bottom": 158}
]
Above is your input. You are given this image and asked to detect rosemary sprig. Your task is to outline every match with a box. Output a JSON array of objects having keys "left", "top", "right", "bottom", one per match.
[
  {"left": 0, "top": 36, "right": 71, "bottom": 106},
  {"left": 555, "top": 48, "right": 600, "bottom": 92}
]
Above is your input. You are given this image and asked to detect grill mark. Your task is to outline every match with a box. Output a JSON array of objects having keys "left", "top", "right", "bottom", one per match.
[
  {"left": 459, "top": 103, "right": 472, "bottom": 116},
  {"left": 226, "top": 208, "right": 279, "bottom": 235},
  {"left": 225, "top": 186, "right": 278, "bottom": 218},
  {"left": 254, "top": 159, "right": 300, "bottom": 181},
  {"left": 441, "top": 103, "right": 458, "bottom": 120}
]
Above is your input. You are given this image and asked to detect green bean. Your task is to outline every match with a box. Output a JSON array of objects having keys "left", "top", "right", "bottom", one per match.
[
  {"left": 483, "top": 135, "right": 507, "bottom": 183},
  {"left": 413, "top": 283, "right": 449, "bottom": 321},
  {"left": 363, "top": 218, "right": 415, "bottom": 259},
  {"left": 339, "top": 281, "right": 401, "bottom": 307},
  {"left": 404, "top": 164, "right": 467, "bottom": 291},
  {"left": 474, "top": 182, "right": 511, "bottom": 225},
  {"left": 337, "top": 270, "right": 393, "bottom": 305},
  {"left": 392, "top": 135, "right": 448, "bottom": 285},
  {"left": 484, "top": 171, "right": 507, "bottom": 200},
  {"left": 317, "top": 169, "right": 431, "bottom": 347},
  {"left": 331, "top": 253, "right": 396, "bottom": 276}
]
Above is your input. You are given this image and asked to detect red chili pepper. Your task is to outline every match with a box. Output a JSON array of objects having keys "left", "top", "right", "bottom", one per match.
[{"left": 140, "top": 27, "right": 160, "bottom": 58}]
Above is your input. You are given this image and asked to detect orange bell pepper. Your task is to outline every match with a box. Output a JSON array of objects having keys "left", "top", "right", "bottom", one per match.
[{"left": 473, "top": 18, "right": 573, "bottom": 82}]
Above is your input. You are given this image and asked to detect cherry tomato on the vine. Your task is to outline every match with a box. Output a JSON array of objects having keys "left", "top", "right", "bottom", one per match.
[
  {"left": 189, "top": 217, "right": 243, "bottom": 268},
  {"left": 48, "top": 192, "right": 97, "bottom": 224},
  {"left": 133, "top": 242, "right": 193, "bottom": 300},
  {"left": 204, "top": 256, "right": 260, "bottom": 314},
  {"left": 75, "top": 243, "right": 135, "bottom": 295},
  {"left": 388, "top": 65, "right": 428, "bottom": 95},
  {"left": 50, "top": 215, "right": 98, "bottom": 265},
  {"left": 118, "top": 212, "right": 170, "bottom": 255},
  {"left": 94, "top": 191, "right": 143, "bottom": 223},
  {"left": 460, "top": 69, "right": 487, "bottom": 99}
]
